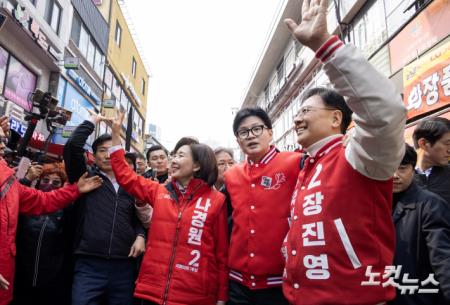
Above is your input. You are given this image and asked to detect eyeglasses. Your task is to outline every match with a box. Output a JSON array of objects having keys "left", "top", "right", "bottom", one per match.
[
  {"left": 294, "top": 106, "right": 337, "bottom": 119},
  {"left": 41, "top": 178, "right": 62, "bottom": 187},
  {"left": 237, "top": 125, "right": 268, "bottom": 140}
]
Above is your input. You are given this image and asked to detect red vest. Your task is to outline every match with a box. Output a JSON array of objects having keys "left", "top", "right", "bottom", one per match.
[
  {"left": 225, "top": 147, "right": 301, "bottom": 289},
  {"left": 283, "top": 137, "right": 395, "bottom": 305},
  {"left": 110, "top": 150, "right": 229, "bottom": 305}
]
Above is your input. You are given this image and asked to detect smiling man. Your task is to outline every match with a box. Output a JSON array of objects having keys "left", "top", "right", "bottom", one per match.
[
  {"left": 224, "top": 107, "right": 301, "bottom": 305},
  {"left": 282, "top": 0, "right": 406, "bottom": 304}
]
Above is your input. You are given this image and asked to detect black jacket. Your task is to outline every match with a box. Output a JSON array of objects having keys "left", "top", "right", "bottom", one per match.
[
  {"left": 415, "top": 165, "right": 450, "bottom": 205},
  {"left": 389, "top": 182, "right": 450, "bottom": 305},
  {"left": 143, "top": 169, "right": 169, "bottom": 184},
  {"left": 63, "top": 120, "right": 144, "bottom": 259}
]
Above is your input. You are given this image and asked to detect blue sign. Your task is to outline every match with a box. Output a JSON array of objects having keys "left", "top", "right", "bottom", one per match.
[
  {"left": 53, "top": 80, "right": 96, "bottom": 147},
  {"left": 67, "top": 69, "right": 101, "bottom": 105},
  {"left": 10, "top": 118, "right": 27, "bottom": 136}
]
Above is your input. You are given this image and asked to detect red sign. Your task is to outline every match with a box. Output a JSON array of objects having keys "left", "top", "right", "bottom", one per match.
[
  {"left": 389, "top": 0, "right": 450, "bottom": 73},
  {"left": 403, "top": 40, "right": 450, "bottom": 119}
]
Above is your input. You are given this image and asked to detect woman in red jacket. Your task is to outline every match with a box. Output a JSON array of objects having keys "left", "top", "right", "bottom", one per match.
[{"left": 109, "top": 113, "right": 229, "bottom": 305}]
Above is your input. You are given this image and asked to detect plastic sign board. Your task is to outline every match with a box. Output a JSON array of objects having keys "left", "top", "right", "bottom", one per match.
[{"left": 64, "top": 57, "right": 80, "bottom": 69}]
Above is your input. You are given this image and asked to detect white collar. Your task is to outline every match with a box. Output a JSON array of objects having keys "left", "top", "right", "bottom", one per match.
[
  {"left": 304, "top": 134, "right": 342, "bottom": 157},
  {"left": 416, "top": 167, "right": 433, "bottom": 177}
]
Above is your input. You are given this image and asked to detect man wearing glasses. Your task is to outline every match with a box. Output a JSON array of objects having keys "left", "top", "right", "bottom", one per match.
[
  {"left": 282, "top": 0, "right": 406, "bottom": 304},
  {"left": 224, "top": 107, "right": 302, "bottom": 305}
]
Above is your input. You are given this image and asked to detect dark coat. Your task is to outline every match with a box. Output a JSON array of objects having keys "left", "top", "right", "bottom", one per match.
[
  {"left": 63, "top": 120, "right": 144, "bottom": 258},
  {"left": 390, "top": 182, "right": 450, "bottom": 305},
  {"left": 415, "top": 165, "right": 450, "bottom": 205}
]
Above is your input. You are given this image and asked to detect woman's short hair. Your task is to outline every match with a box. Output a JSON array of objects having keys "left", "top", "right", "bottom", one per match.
[
  {"left": 190, "top": 144, "right": 218, "bottom": 187},
  {"left": 214, "top": 147, "right": 234, "bottom": 159},
  {"left": 41, "top": 162, "right": 67, "bottom": 183}
]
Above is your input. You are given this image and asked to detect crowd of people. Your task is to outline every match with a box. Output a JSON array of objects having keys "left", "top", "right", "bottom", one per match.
[{"left": 0, "top": 0, "right": 449, "bottom": 305}]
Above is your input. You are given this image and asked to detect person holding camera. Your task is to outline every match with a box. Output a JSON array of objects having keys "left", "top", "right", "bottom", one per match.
[{"left": 0, "top": 122, "right": 103, "bottom": 305}]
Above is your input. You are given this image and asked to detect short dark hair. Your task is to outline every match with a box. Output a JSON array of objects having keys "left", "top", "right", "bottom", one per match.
[
  {"left": 146, "top": 145, "right": 168, "bottom": 160},
  {"left": 301, "top": 87, "right": 353, "bottom": 134},
  {"left": 190, "top": 144, "right": 218, "bottom": 187},
  {"left": 92, "top": 134, "right": 112, "bottom": 154},
  {"left": 124, "top": 152, "right": 137, "bottom": 171},
  {"left": 214, "top": 147, "right": 234, "bottom": 159},
  {"left": 413, "top": 117, "right": 450, "bottom": 148},
  {"left": 172, "top": 137, "right": 199, "bottom": 155},
  {"left": 401, "top": 143, "right": 417, "bottom": 167},
  {"left": 233, "top": 107, "right": 272, "bottom": 136},
  {"left": 136, "top": 153, "right": 145, "bottom": 160}
]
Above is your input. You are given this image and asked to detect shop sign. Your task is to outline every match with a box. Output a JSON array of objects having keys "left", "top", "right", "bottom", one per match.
[
  {"left": 403, "top": 39, "right": 450, "bottom": 119},
  {"left": 3, "top": 55, "right": 37, "bottom": 111},
  {"left": 389, "top": 0, "right": 450, "bottom": 73},
  {"left": 121, "top": 73, "right": 142, "bottom": 105},
  {"left": 64, "top": 57, "right": 80, "bottom": 70},
  {"left": 53, "top": 81, "right": 95, "bottom": 146},
  {"left": 10, "top": 117, "right": 45, "bottom": 141},
  {"left": 67, "top": 69, "right": 101, "bottom": 104},
  {"left": 11, "top": 3, "right": 61, "bottom": 60}
]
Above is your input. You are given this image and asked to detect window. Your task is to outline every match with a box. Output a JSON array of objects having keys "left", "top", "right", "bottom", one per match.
[
  {"left": 115, "top": 22, "right": 122, "bottom": 47},
  {"left": 87, "top": 39, "right": 95, "bottom": 67},
  {"left": 45, "top": 0, "right": 62, "bottom": 34},
  {"left": 141, "top": 78, "right": 145, "bottom": 95},
  {"left": 79, "top": 26, "right": 89, "bottom": 57},
  {"left": 70, "top": 13, "right": 105, "bottom": 78},
  {"left": 276, "top": 59, "right": 285, "bottom": 84},
  {"left": 70, "top": 13, "right": 81, "bottom": 44},
  {"left": 132, "top": 57, "right": 137, "bottom": 77}
]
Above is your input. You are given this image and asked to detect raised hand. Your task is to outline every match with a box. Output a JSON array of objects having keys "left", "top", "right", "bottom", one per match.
[
  {"left": 77, "top": 172, "right": 103, "bottom": 193},
  {"left": 111, "top": 110, "right": 125, "bottom": 135},
  {"left": 0, "top": 116, "right": 9, "bottom": 137},
  {"left": 284, "top": 0, "right": 331, "bottom": 51},
  {"left": 87, "top": 108, "right": 110, "bottom": 125}
]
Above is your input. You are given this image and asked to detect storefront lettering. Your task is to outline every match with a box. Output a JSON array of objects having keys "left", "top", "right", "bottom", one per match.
[
  {"left": 11, "top": 4, "right": 60, "bottom": 60},
  {"left": 67, "top": 69, "right": 101, "bottom": 104}
]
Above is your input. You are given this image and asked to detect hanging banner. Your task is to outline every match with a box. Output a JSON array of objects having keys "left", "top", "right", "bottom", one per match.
[
  {"left": 403, "top": 40, "right": 450, "bottom": 119},
  {"left": 389, "top": 0, "right": 450, "bottom": 73}
]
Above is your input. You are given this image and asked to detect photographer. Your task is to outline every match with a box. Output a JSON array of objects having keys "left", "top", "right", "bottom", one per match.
[{"left": 0, "top": 122, "right": 103, "bottom": 305}]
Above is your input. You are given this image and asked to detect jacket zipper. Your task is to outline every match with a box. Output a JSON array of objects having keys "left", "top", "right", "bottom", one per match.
[
  {"left": 162, "top": 204, "right": 184, "bottom": 305},
  {"left": 33, "top": 216, "right": 49, "bottom": 286},
  {"left": 108, "top": 194, "right": 119, "bottom": 257}
]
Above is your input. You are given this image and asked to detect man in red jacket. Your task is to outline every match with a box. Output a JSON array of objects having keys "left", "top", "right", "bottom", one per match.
[
  {"left": 282, "top": 0, "right": 406, "bottom": 304},
  {"left": 0, "top": 121, "right": 103, "bottom": 305},
  {"left": 225, "top": 107, "right": 301, "bottom": 305}
]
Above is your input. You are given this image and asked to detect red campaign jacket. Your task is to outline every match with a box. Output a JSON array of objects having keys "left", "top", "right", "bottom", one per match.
[
  {"left": 224, "top": 147, "right": 301, "bottom": 289},
  {"left": 110, "top": 149, "right": 229, "bottom": 305},
  {"left": 0, "top": 160, "right": 80, "bottom": 305},
  {"left": 283, "top": 138, "right": 395, "bottom": 305}
]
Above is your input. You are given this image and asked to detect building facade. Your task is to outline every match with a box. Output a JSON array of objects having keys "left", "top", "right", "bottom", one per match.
[
  {"left": 0, "top": 0, "right": 72, "bottom": 155},
  {"left": 241, "top": 0, "right": 450, "bottom": 151},
  {"left": 51, "top": 0, "right": 108, "bottom": 150},
  {"left": 97, "top": 0, "right": 149, "bottom": 153}
]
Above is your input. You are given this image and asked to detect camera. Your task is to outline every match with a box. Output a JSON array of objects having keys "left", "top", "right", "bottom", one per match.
[{"left": 30, "top": 89, "right": 58, "bottom": 117}]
